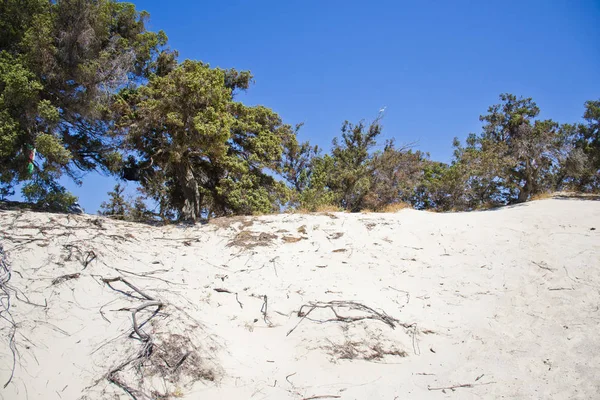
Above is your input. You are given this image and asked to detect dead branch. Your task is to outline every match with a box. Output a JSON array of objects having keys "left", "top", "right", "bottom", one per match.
[
  {"left": 115, "top": 268, "right": 183, "bottom": 285},
  {"left": 101, "top": 276, "right": 154, "bottom": 300},
  {"left": 532, "top": 261, "right": 554, "bottom": 272},
  {"left": 52, "top": 273, "right": 81, "bottom": 286},
  {"left": 287, "top": 300, "right": 409, "bottom": 337},
  {"left": 82, "top": 251, "right": 96, "bottom": 269},
  {"left": 100, "top": 277, "right": 164, "bottom": 399},
  {"left": 131, "top": 301, "right": 163, "bottom": 340},
  {"left": 286, "top": 372, "right": 296, "bottom": 385},
  {"left": 287, "top": 300, "right": 402, "bottom": 337},
  {"left": 428, "top": 381, "right": 495, "bottom": 392},
  {"left": 213, "top": 288, "right": 244, "bottom": 309},
  {"left": 261, "top": 295, "right": 271, "bottom": 325},
  {"left": 0, "top": 244, "right": 17, "bottom": 388},
  {"left": 302, "top": 396, "right": 341, "bottom": 400},
  {"left": 388, "top": 286, "right": 410, "bottom": 305}
]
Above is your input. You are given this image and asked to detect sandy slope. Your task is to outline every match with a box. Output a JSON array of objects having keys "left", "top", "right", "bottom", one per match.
[{"left": 0, "top": 199, "right": 599, "bottom": 400}]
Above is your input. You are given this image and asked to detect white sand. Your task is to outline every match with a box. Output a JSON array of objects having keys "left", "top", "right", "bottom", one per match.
[{"left": 0, "top": 198, "right": 599, "bottom": 399}]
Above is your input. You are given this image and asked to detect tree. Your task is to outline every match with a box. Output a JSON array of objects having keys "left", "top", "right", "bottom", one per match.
[
  {"left": 99, "top": 183, "right": 153, "bottom": 222},
  {"left": 116, "top": 60, "right": 294, "bottom": 221},
  {"left": 328, "top": 118, "right": 382, "bottom": 211},
  {"left": 295, "top": 154, "right": 337, "bottom": 211},
  {"left": 414, "top": 161, "right": 462, "bottom": 210},
  {"left": 559, "top": 100, "right": 600, "bottom": 191},
  {"left": 364, "top": 140, "right": 427, "bottom": 209},
  {"left": 450, "top": 135, "right": 510, "bottom": 209},
  {"left": 99, "top": 183, "right": 129, "bottom": 219},
  {"left": 456, "top": 94, "right": 562, "bottom": 204},
  {"left": 281, "top": 124, "right": 319, "bottom": 192},
  {"left": 0, "top": 0, "right": 170, "bottom": 206}
]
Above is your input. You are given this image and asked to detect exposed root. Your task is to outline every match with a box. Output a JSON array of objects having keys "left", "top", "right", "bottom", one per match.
[
  {"left": 95, "top": 276, "right": 219, "bottom": 399},
  {"left": 0, "top": 245, "right": 16, "bottom": 388},
  {"left": 287, "top": 300, "right": 404, "bottom": 337}
]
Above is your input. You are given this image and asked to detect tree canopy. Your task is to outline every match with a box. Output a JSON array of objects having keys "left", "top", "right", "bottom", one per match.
[
  {"left": 1, "top": 1, "right": 598, "bottom": 219},
  {"left": 0, "top": 0, "right": 169, "bottom": 207}
]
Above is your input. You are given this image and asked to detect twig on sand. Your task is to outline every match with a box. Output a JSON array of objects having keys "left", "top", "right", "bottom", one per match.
[
  {"left": 51, "top": 273, "right": 80, "bottom": 286},
  {"left": 261, "top": 295, "right": 271, "bottom": 325},
  {"left": 101, "top": 276, "right": 154, "bottom": 300},
  {"left": 302, "top": 396, "right": 341, "bottom": 400},
  {"left": 286, "top": 372, "right": 296, "bottom": 385},
  {"left": 131, "top": 301, "right": 163, "bottom": 340},
  {"left": 213, "top": 288, "right": 244, "bottom": 308},
  {"left": 428, "top": 380, "right": 495, "bottom": 392},
  {"left": 410, "top": 324, "right": 420, "bottom": 355},
  {"left": 388, "top": 286, "right": 410, "bottom": 306},
  {"left": 532, "top": 261, "right": 554, "bottom": 272},
  {"left": 82, "top": 250, "right": 96, "bottom": 269},
  {"left": 115, "top": 267, "right": 183, "bottom": 285}
]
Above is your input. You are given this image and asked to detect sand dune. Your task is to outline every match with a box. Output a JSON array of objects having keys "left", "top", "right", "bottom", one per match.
[{"left": 0, "top": 198, "right": 599, "bottom": 399}]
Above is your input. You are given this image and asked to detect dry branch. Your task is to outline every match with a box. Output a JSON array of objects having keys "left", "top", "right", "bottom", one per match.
[
  {"left": 52, "top": 273, "right": 81, "bottom": 286},
  {"left": 100, "top": 276, "right": 163, "bottom": 399},
  {"left": 115, "top": 267, "right": 183, "bottom": 285},
  {"left": 82, "top": 251, "right": 96, "bottom": 269},
  {"left": 428, "top": 380, "right": 495, "bottom": 392},
  {"left": 101, "top": 276, "right": 154, "bottom": 300},
  {"left": 261, "top": 295, "right": 271, "bottom": 325},
  {"left": 287, "top": 300, "right": 408, "bottom": 337},
  {"left": 532, "top": 261, "right": 554, "bottom": 272},
  {"left": 0, "top": 244, "right": 16, "bottom": 388},
  {"left": 213, "top": 288, "right": 243, "bottom": 309}
]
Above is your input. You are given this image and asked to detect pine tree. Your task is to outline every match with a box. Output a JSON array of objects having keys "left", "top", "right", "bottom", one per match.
[{"left": 99, "top": 184, "right": 129, "bottom": 219}]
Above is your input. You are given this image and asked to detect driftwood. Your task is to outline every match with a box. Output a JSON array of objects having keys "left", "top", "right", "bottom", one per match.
[{"left": 287, "top": 300, "right": 410, "bottom": 337}]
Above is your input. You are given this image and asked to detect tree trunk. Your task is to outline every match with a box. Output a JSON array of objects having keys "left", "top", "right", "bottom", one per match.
[
  {"left": 516, "top": 161, "right": 535, "bottom": 203},
  {"left": 177, "top": 163, "right": 202, "bottom": 221},
  {"left": 517, "top": 184, "right": 530, "bottom": 203}
]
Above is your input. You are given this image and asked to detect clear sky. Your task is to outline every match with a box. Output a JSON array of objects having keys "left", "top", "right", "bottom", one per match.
[{"left": 52, "top": 0, "right": 600, "bottom": 213}]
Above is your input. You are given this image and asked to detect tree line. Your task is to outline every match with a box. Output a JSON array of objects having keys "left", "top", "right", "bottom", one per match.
[{"left": 1, "top": 1, "right": 598, "bottom": 222}]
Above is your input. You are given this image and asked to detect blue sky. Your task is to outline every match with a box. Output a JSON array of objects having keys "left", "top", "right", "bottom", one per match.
[{"left": 53, "top": 0, "right": 600, "bottom": 212}]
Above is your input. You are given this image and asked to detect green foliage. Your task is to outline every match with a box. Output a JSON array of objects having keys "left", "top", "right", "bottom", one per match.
[
  {"left": 0, "top": 0, "right": 169, "bottom": 203},
  {"left": 22, "top": 176, "right": 77, "bottom": 211},
  {"left": 559, "top": 100, "right": 600, "bottom": 192},
  {"left": 1, "top": 1, "right": 596, "bottom": 216},
  {"left": 99, "top": 183, "right": 155, "bottom": 222},
  {"left": 296, "top": 154, "right": 336, "bottom": 211},
  {"left": 450, "top": 94, "right": 564, "bottom": 205},
  {"left": 328, "top": 118, "right": 382, "bottom": 211},
  {"left": 99, "top": 183, "right": 129, "bottom": 219},
  {"left": 117, "top": 60, "right": 294, "bottom": 220},
  {"left": 365, "top": 141, "right": 428, "bottom": 210}
]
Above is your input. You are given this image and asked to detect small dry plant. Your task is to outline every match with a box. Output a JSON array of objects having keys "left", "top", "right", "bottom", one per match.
[
  {"left": 377, "top": 202, "right": 411, "bottom": 213},
  {"left": 227, "top": 231, "right": 278, "bottom": 249}
]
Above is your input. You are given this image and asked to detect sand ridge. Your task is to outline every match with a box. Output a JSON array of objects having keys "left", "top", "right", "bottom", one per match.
[{"left": 0, "top": 198, "right": 599, "bottom": 399}]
